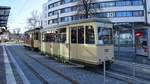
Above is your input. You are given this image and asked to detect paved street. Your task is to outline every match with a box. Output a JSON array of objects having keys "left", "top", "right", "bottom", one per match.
[
  {"left": 1, "top": 43, "right": 150, "bottom": 84},
  {"left": 0, "top": 44, "right": 150, "bottom": 84},
  {"left": 0, "top": 44, "right": 129, "bottom": 84}
]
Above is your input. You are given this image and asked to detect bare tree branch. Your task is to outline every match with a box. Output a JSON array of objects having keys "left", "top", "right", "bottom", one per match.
[
  {"left": 26, "top": 10, "right": 40, "bottom": 30},
  {"left": 76, "top": 0, "right": 96, "bottom": 19}
]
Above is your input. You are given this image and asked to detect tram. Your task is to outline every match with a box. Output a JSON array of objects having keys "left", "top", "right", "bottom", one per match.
[
  {"left": 40, "top": 18, "right": 114, "bottom": 66},
  {"left": 24, "top": 28, "right": 41, "bottom": 51}
]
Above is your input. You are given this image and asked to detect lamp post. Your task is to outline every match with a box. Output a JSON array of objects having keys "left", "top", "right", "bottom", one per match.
[{"left": 103, "top": 58, "right": 106, "bottom": 84}]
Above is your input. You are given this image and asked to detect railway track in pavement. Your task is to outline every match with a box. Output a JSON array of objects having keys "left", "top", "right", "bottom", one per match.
[
  {"left": 83, "top": 62, "right": 150, "bottom": 84},
  {"left": 6, "top": 45, "right": 78, "bottom": 84},
  {"left": 8, "top": 45, "right": 131, "bottom": 84}
]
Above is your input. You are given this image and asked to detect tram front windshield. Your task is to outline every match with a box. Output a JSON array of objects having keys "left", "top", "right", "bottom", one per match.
[{"left": 98, "top": 27, "right": 113, "bottom": 45}]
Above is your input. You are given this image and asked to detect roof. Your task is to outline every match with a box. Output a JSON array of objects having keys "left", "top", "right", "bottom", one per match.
[
  {"left": 42, "top": 18, "right": 112, "bottom": 32},
  {"left": 25, "top": 27, "right": 41, "bottom": 34},
  {"left": 0, "top": 6, "right": 11, "bottom": 27}
]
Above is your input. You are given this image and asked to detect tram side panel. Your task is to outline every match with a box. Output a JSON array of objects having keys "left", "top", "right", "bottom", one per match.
[
  {"left": 97, "top": 45, "right": 114, "bottom": 63},
  {"left": 73, "top": 44, "right": 98, "bottom": 65}
]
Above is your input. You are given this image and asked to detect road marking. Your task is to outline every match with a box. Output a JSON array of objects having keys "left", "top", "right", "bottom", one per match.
[
  {"left": 5, "top": 46, "right": 31, "bottom": 84},
  {"left": 3, "top": 46, "right": 16, "bottom": 84}
]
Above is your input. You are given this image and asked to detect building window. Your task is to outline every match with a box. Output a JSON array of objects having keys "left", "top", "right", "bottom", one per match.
[
  {"left": 133, "top": 11, "right": 143, "bottom": 16},
  {"left": 71, "top": 6, "right": 77, "bottom": 11},
  {"left": 61, "top": 7, "right": 72, "bottom": 13},
  {"left": 52, "top": 19, "right": 58, "bottom": 23},
  {"left": 53, "top": 10, "right": 59, "bottom": 15},
  {"left": 86, "top": 26, "right": 95, "bottom": 44},
  {"left": 48, "top": 1, "right": 61, "bottom": 9},
  {"left": 78, "top": 26, "right": 84, "bottom": 44},
  {"left": 48, "top": 20, "right": 52, "bottom": 24},
  {"left": 132, "top": 0, "right": 142, "bottom": 6},
  {"left": 60, "top": 17, "right": 71, "bottom": 22},
  {"left": 61, "top": 0, "right": 79, "bottom": 4},
  {"left": 48, "top": 12, "right": 53, "bottom": 17},
  {"left": 61, "top": 0, "right": 72, "bottom": 4},
  {"left": 107, "top": 12, "right": 115, "bottom": 18},
  {"left": 53, "top": 1, "right": 61, "bottom": 7}
]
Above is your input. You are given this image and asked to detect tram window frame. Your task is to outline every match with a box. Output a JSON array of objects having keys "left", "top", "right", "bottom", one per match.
[
  {"left": 98, "top": 27, "right": 113, "bottom": 45},
  {"left": 85, "top": 26, "right": 95, "bottom": 44},
  {"left": 58, "top": 28, "right": 66, "bottom": 43},
  {"left": 78, "top": 26, "right": 84, "bottom": 44},
  {"left": 71, "top": 27, "right": 77, "bottom": 43},
  {"left": 34, "top": 32, "right": 39, "bottom": 40}
]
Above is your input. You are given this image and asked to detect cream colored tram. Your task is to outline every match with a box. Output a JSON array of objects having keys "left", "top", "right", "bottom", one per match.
[
  {"left": 24, "top": 28, "right": 41, "bottom": 51},
  {"left": 41, "top": 19, "right": 114, "bottom": 66}
]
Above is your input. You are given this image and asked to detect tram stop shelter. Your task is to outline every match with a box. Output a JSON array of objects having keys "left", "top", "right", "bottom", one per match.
[{"left": 114, "top": 22, "right": 150, "bottom": 61}]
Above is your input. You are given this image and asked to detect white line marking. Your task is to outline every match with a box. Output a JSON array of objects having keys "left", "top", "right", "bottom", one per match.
[
  {"left": 3, "top": 45, "right": 16, "bottom": 84},
  {"left": 5, "top": 46, "right": 31, "bottom": 84}
]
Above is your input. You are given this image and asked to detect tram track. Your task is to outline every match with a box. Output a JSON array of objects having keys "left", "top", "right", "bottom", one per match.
[
  {"left": 83, "top": 65, "right": 150, "bottom": 84},
  {"left": 8, "top": 45, "right": 150, "bottom": 84},
  {"left": 8, "top": 46, "right": 79, "bottom": 84},
  {"left": 6, "top": 46, "right": 49, "bottom": 84}
]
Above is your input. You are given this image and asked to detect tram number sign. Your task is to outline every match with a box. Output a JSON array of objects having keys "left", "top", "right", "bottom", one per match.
[{"left": 104, "top": 49, "right": 109, "bottom": 52}]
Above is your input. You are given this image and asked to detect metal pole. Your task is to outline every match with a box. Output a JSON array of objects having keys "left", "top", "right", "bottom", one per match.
[
  {"left": 132, "top": 63, "right": 136, "bottom": 83},
  {"left": 148, "top": 29, "right": 150, "bottom": 59},
  {"left": 132, "top": 26, "right": 136, "bottom": 60},
  {"left": 103, "top": 58, "right": 106, "bottom": 84},
  {"left": 118, "top": 28, "right": 120, "bottom": 57},
  {"left": 132, "top": 24, "right": 136, "bottom": 83}
]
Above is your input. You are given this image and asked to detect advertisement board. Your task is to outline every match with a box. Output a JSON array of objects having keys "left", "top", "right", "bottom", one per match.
[{"left": 135, "top": 29, "right": 148, "bottom": 56}]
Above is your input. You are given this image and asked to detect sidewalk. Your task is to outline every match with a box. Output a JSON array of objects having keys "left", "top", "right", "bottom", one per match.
[
  {"left": 0, "top": 46, "right": 6, "bottom": 84},
  {"left": 114, "top": 47, "right": 150, "bottom": 65}
]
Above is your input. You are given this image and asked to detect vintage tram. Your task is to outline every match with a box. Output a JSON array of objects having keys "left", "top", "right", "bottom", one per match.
[
  {"left": 40, "top": 18, "right": 114, "bottom": 66},
  {"left": 24, "top": 28, "right": 41, "bottom": 51}
]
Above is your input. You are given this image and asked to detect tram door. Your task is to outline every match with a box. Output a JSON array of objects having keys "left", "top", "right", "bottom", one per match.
[
  {"left": 58, "top": 28, "right": 69, "bottom": 60},
  {"left": 70, "top": 27, "right": 78, "bottom": 60}
]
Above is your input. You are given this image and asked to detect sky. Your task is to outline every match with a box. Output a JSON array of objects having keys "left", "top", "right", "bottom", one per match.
[{"left": 0, "top": 0, "right": 46, "bottom": 33}]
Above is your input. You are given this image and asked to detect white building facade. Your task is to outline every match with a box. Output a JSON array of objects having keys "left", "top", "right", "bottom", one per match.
[{"left": 42, "top": 0, "right": 150, "bottom": 28}]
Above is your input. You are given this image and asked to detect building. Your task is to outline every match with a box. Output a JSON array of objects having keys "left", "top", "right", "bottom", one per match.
[
  {"left": 42, "top": 0, "right": 150, "bottom": 58},
  {"left": 0, "top": 6, "right": 11, "bottom": 42},
  {"left": 42, "top": 0, "right": 150, "bottom": 27}
]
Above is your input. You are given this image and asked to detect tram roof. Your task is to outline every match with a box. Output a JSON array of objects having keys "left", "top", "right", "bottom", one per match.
[
  {"left": 25, "top": 27, "right": 41, "bottom": 34},
  {"left": 41, "top": 18, "right": 111, "bottom": 32}
]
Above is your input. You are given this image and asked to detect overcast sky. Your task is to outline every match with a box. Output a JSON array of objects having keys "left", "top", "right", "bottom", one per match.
[{"left": 0, "top": 0, "right": 46, "bottom": 33}]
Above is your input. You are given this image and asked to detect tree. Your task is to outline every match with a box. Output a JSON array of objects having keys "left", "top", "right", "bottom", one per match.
[
  {"left": 26, "top": 10, "right": 40, "bottom": 30},
  {"left": 76, "top": 0, "right": 96, "bottom": 19}
]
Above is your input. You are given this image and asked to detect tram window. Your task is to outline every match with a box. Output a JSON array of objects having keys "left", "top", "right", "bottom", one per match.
[
  {"left": 98, "top": 27, "right": 113, "bottom": 45},
  {"left": 59, "top": 33, "right": 66, "bottom": 43},
  {"left": 54, "top": 34, "right": 59, "bottom": 43},
  {"left": 85, "top": 26, "right": 95, "bottom": 44},
  {"left": 59, "top": 28, "right": 66, "bottom": 43},
  {"left": 71, "top": 28, "right": 77, "bottom": 43},
  {"left": 78, "top": 26, "right": 84, "bottom": 44}
]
